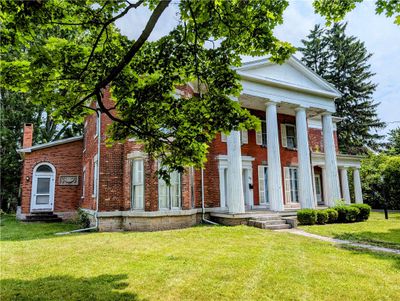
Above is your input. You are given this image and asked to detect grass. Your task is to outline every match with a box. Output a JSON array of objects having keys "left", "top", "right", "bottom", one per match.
[
  {"left": 300, "top": 211, "right": 400, "bottom": 250},
  {"left": 1, "top": 214, "right": 399, "bottom": 301}
]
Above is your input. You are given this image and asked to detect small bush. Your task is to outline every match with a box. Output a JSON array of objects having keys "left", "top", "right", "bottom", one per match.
[
  {"left": 345, "top": 207, "right": 360, "bottom": 223},
  {"left": 297, "top": 209, "right": 317, "bottom": 225},
  {"left": 350, "top": 204, "right": 371, "bottom": 221},
  {"left": 316, "top": 210, "right": 329, "bottom": 225},
  {"left": 325, "top": 208, "right": 338, "bottom": 223},
  {"left": 334, "top": 205, "right": 348, "bottom": 223},
  {"left": 77, "top": 208, "right": 91, "bottom": 228}
]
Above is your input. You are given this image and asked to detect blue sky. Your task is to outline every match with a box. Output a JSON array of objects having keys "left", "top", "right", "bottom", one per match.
[{"left": 116, "top": 1, "right": 400, "bottom": 137}]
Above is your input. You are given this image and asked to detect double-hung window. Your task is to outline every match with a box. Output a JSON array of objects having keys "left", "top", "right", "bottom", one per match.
[
  {"left": 281, "top": 124, "right": 297, "bottom": 149},
  {"left": 256, "top": 120, "right": 267, "bottom": 146},
  {"left": 92, "top": 155, "right": 98, "bottom": 197},
  {"left": 158, "top": 166, "right": 181, "bottom": 210},
  {"left": 258, "top": 165, "right": 269, "bottom": 205},
  {"left": 284, "top": 167, "right": 299, "bottom": 203},
  {"left": 131, "top": 159, "right": 144, "bottom": 210}
]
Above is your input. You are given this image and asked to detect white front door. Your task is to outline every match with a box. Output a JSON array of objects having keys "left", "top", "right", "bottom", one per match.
[
  {"left": 242, "top": 168, "right": 254, "bottom": 208},
  {"left": 31, "top": 166, "right": 55, "bottom": 211},
  {"left": 314, "top": 174, "right": 323, "bottom": 204}
]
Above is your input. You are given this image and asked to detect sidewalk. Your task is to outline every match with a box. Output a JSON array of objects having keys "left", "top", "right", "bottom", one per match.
[{"left": 279, "top": 228, "right": 400, "bottom": 255}]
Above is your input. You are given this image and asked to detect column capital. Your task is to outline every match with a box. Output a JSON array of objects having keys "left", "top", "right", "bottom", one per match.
[
  {"left": 321, "top": 111, "right": 333, "bottom": 117},
  {"left": 265, "top": 100, "right": 280, "bottom": 107},
  {"left": 294, "top": 105, "right": 309, "bottom": 112}
]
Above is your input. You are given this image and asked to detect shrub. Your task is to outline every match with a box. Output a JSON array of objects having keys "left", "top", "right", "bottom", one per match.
[
  {"left": 297, "top": 209, "right": 317, "bottom": 225},
  {"left": 77, "top": 208, "right": 91, "bottom": 228},
  {"left": 316, "top": 210, "right": 329, "bottom": 225},
  {"left": 351, "top": 204, "right": 371, "bottom": 221},
  {"left": 334, "top": 205, "right": 348, "bottom": 223},
  {"left": 345, "top": 206, "right": 360, "bottom": 223},
  {"left": 325, "top": 208, "right": 338, "bottom": 223}
]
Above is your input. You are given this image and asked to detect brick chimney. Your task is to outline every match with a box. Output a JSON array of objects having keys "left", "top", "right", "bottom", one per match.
[{"left": 23, "top": 123, "right": 33, "bottom": 148}]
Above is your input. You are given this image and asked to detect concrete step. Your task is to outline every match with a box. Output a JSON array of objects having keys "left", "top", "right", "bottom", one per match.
[
  {"left": 24, "top": 213, "right": 62, "bottom": 223},
  {"left": 248, "top": 219, "right": 285, "bottom": 227},
  {"left": 263, "top": 223, "right": 291, "bottom": 230}
]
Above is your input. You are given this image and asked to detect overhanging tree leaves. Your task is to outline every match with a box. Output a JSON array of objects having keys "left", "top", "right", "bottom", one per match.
[
  {"left": 0, "top": 0, "right": 294, "bottom": 174},
  {"left": 1, "top": 0, "right": 396, "bottom": 174}
]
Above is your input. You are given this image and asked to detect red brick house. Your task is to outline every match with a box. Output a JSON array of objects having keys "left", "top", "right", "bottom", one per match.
[{"left": 17, "top": 56, "right": 364, "bottom": 231}]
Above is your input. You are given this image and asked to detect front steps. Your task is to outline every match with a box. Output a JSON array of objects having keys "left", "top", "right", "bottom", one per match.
[
  {"left": 210, "top": 211, "right": 297, "bottom": 230},
  {"left": 248, "top": 216, "right": 292, "bottom": 230},
  {"left": 24, "top": 212, "right": 62, "bottom": 223}
]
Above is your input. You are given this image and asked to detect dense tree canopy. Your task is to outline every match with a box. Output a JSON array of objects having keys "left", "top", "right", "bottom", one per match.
[
  {"left": 299, "top": 23, "right": 385, "bottom": 154},
  {"left": 0, "top": 0, "right": 397, "bottom": 175},
  {"left": 387, "top": 126, "right": 400, "bottom": 155}
]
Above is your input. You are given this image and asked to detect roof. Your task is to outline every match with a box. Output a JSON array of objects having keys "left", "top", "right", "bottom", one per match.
[
  {"left": 17, "top": 136, "right": 83, "bottom": 153},
  {"left": 236, "top": 55, "right": 342, "bottom": 99}
]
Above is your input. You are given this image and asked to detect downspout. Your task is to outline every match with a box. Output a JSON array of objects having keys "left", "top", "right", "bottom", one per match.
[
  {"left": 56, "top": 109, "right": 101, "bottom": 235},
  {"left": 201, "top": 167, "right": 219, "bottom": 225}
]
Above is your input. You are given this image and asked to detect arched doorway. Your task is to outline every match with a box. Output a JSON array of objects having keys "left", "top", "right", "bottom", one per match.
[{"left": 30, "top": 163, "right": 56, "bottom": 211}]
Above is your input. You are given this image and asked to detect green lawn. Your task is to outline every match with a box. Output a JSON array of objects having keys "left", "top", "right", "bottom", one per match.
[
  {"left": 300, "top": 211, "right": 400, "bottom": 250},
  {"left": 1, "top": 215, "right": 399, "bottom": 301}
]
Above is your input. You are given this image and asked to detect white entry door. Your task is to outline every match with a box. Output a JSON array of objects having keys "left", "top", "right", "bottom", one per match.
[
  {"left": 31, "top": 164, "right": 55, "bottom": 211},
  {"left": 242, "top": 168, "right": 254, "bottom": 208},
  {"left": 314, "top": 174, "right": 323, "bottom": 204}
]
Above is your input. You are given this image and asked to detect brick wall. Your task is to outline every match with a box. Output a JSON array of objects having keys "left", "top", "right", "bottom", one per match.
[
  {"left": 20, "top": 140, "right": 83, "bottom": 214},
  {"left": 308, "top": 128, "right": 339, "bottom": 153}
]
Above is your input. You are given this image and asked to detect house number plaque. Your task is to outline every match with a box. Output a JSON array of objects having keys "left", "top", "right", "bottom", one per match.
[{"left": 59, "top": 175, "right": 79, "bottom": 186}]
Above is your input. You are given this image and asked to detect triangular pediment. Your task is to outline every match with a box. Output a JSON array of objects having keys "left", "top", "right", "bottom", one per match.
[{"left": 237, "top": 56, "right": 341, "bottom": 98}]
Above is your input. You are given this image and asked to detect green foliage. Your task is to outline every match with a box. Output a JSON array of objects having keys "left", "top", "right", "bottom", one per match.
[
  {"left": 345, "top": 206, "right": 360, "bottom": 223},
  {"left": 325, "top": 208, "right": 339, "bottom": 223},
  {"left": 350, "top": 204, "right": 371, "bottom": 221},
  {"left": 360, "top": 153, "right": 400, "bottom": 210},
  {"left": 314, "top": 0, "right": 400, "bottom": 26},
  {"left": 0, "top": 0, "right": 295, "bottom": 176},
  {"left": 334, "top": 205, "right": 349, "bottom": 223},
  {"left": 387, "top": 127, "right": 400, "bottom": 155},
  {"left": 299, "top": 23, "right": 385, "bottom": 154},
  {"left": 297, "top": 209, "right": 317, "bottom": 225},
  {"left": 316, "top": 210, "right": 329, "bottom": 225},
  {"left": 76, "top": 208, "right": 91, "bottom": 228}
]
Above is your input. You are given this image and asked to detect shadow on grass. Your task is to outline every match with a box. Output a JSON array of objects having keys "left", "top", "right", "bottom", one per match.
[
  {"left": 0, "top": 274, "right": 145, "bottom": 301},
  {"left": 339, "top": 244, "right": 400, "bottom": 270},
  {"left": 333, "top": 227, "right": 400, "bottom": 250},
  {"left": 0, "top": 215, "right": 82, "bottom": 242}
]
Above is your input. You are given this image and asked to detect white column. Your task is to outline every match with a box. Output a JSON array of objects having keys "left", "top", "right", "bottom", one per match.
[
  {"left": 311, "top": 165, "right": 318, "bottom": 207},
  {"left": 266, "top": 102, "right": 284, "bottom": 211},
  {"left": 322, "top": 113, "right": 341, "bottom": 206},
  {"left": 321, "top": 166, "right": 329, "bottom": 205},
  {"left": 353, "top": 168, "right": 363, "bottom": 204},
  {"left": 218, "top": 167, "right": 226, "bottom": 208},
  {"left": 340, "top": 167, "right": 351, "bottom": 204},
  {"left": 227, "top": 131, "right": 245, "bottom": 214},
  {"left": 295, "top": 107, "right": 315, "bottom": 209}
]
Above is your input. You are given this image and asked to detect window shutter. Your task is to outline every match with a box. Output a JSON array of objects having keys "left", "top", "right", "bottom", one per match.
[
  {"left": 258, "top": 166, "right": 265, "bottom": 204},
  {"left": 256, "top": 130, "right": 262, "bottom": 145},
  {"left": 281, "top": 124, "right": 287, "bottom": 148},
  {"left": 241, "top": 130, "right": 248, "bottom": 144},
  {"left": 284, "top": 167, "right": 291, "bottom": 203},
  {"left": 221, "top": 132, "right": 227, "bottom": 143}
]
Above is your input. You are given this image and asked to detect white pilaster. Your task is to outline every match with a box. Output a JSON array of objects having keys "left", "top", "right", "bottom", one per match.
[
  {"left": 321, "top": 166, "right": 329, "bottom": 205},
  {"left": 322, "top": 113, "right": 341, "bottom": 206},
  {"left": 353, "top": 168, "right": 363, "bottom": 204},
  {"left": 340, "top": 168, "right": 351, "bottom": 204},
  {"left": 295, "top": 107, "right": 315, "bottom": 209},
  {"left": 226, "top": 130, "right": 245, "bottom": 214},
  {"left": 266, "top": 102, "right": 284, "bottom": 211},
  {"left": 218, "top": 168, "right": 226, "bottom": 208}
]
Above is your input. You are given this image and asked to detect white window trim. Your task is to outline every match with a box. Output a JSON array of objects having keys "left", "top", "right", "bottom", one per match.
[
  {"left": 157, "top": 162, "right": 182, "bottom": 210},
  {"left": 284, "top": 166, "right": 299, "bottom": 203},
  {"left": 92, "top": 154, "right": 98, "bottom": 198},
  {"left": 81, "top": 166, "right": 86, "bottom": 199},
  {"left": 258, "top": 165, "right": 268, "bottom": 205},
  {"left": 131, "top": 159, "right": 145, "bottom": 210},
  {"left": 281, "top": 123, "right": 297, "bottom": 150}
]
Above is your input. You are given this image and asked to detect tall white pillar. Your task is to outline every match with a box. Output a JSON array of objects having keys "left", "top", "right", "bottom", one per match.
[
  {"left": 340, "top": 167, "right": 351, "bottom": 204},
  {"left": 266, "top": 102, "right": 284, "bottom": 211},
  {"left": 322, "top": 113, "right": 341, "bottom": 206},
  {"left": 353, "top": 168, "right": 363, "bottom": 204},
  {"left": 226, "top": 130, "right": 245, "bottom": 214},
  {"left": 295, "top": 107, "right": 315, "bottom": 209}
]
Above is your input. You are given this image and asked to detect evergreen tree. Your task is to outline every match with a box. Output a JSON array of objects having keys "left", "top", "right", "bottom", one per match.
[
  {"left": 299, "top": 23, "right": 385, "bottom": 154},
  {"left": 387, "top": 126, "right": 400, "bottom": 155}
]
